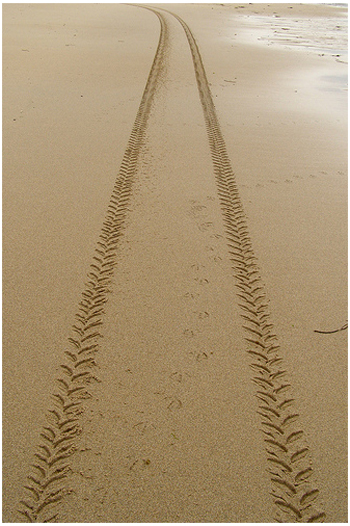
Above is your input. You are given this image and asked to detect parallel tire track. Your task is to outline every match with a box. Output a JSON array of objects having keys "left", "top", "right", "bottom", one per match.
[
  {"left": 147, "top": 6, "right": 325, "bottom": 523},
  {"left": 18, "top": 11, "right": 168, "bottom": 523}
]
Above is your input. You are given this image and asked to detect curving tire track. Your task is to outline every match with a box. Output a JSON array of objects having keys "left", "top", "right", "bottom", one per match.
[
  {"left": 17, "top": 5, "right": 326, "bottom": 523},
  {"left": 142, "top": 5, "right": 326, "bottom": 523},
  {"left": 18, "top": 10, "right": 169, "bottom": 523}
]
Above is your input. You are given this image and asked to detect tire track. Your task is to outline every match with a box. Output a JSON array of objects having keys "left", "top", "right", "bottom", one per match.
[
  {"left": 18, "top": 11, "right": 168, "bottom": 523},
  {"left": 143, "top": 6, "right": 325, "bottom": 523}
]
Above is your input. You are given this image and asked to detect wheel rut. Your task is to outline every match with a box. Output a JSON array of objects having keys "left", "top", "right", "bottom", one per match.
[
  {"left": 148, "top": 6, "right": 325, "bottom": 523},
  {"left": 18, "top": 11, "right": 168, "bottom": 523},
  {"left": 18, "top": 5, "right": 325, "bottom": 523}
]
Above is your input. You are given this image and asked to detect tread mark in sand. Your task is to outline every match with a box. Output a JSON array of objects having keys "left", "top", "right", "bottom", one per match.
[
  {"left": 140, "top": 5, "right": 325, "bottom": 523},
  {"left": 18, "top": 4, "right": 325, "bottom": 523},
  {"left": 18, "top": 11, "right": 169, "bottom": 523}
]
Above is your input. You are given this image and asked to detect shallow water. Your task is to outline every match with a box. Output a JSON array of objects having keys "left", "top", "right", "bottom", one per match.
[
  {"left": 233, "top": 11, "right": 348, "bottom": 58},
  {"left": 226, "top": 9, "right": 348, "bottom": 122}
]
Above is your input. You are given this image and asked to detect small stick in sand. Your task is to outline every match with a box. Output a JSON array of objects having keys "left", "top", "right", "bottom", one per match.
[{"left": 314, "top": 321, "right": 348, "bottom": 334}]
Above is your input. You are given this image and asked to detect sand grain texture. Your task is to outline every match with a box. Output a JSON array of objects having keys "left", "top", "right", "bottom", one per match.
[{"left": 3, "top": 3, "right": 347, "bottom": 523}]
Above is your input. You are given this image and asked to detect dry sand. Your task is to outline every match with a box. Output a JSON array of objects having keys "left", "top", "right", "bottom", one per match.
[{"left": 3, "top": 3, "right": 347, "bottom": 523}]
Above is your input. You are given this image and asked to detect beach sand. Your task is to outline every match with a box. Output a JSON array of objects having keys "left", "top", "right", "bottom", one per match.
[{"left": 3, "top": 3, "right": 347, "bottom": 522}]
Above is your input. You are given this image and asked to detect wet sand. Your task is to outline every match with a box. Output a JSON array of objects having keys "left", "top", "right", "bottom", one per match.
[{"left": 3, "top": 3, "right": 347, "bottom": 523}]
